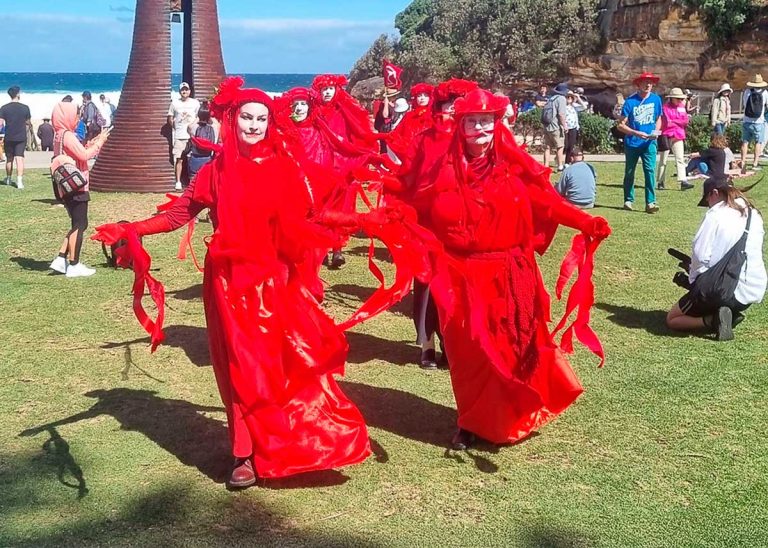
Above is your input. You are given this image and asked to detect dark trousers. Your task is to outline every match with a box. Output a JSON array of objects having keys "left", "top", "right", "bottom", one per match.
[
  {"left": 413, "top": 279, "right": 441, "bottom": 345},
  {"left": 64, "top": 199, "right": 89, "bottom": 263},
  {"left": 564, "top": 128, "right": 579, "bottom": 164}
]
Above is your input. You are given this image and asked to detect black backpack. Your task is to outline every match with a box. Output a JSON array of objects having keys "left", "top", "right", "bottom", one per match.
[
  {"left": 689, "top": 208, "right": 753, "bottom": 306},
  {"left": 190, "top": 124, "right": 215, "bottom": 157},
  {"left": 744, "top": 90, "right": 764, "bottom": 119}
]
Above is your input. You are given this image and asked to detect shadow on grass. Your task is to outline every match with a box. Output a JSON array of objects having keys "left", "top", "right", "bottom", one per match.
[
  {"left": 9, "top": 256, "right": 54, "bottom": 272},
  {"left": 31, "top": 198, "right": 61, "bottom": 205},
  {"left": 345, "top": 331, "right": 416, "bottom": 366},
  {"left": 168, "top": 283, "right": 203, "bottom": 301},
  {"left": 520, "top": 523, "right": 595, "bottom": 548},
  {"left": 102, "top": 324, "right": 211, "bottom": 367},
  {"left": 340, "top": 380, "right": 499, "bottom": 473},
  {"left": 595, "top": 302, "right": 687, "bottom": 337},
  {"left": 20, "top": 388, "right": 230, "bottom": 484},
  {"left": 327, "top": 282, "right": 412, "bottom": 317},
  {"left": 0, "top": 471, "right": 383, "bottom": 547},
  {"left": 346, "top": 244, "right": 392, "bottom": 263}
]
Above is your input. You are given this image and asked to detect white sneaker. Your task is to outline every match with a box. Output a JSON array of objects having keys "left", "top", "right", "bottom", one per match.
[
  {"left": 174, "top": 181, "right": 182, "bottom": 191},
  {"left": 623, "top": 201, "right": 633, "bottom": 211},
  {"left": 50, "top": 256, "right": 67, "bottom": 274},
  {"left": 65, "top": 262, "right": 96, "bottom": 278},
  {"left": 15, "top": 180, "right": 24, "bottom": 189}
]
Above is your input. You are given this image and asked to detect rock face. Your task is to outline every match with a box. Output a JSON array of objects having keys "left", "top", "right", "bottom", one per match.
[{"left": 570, "top": 0, "right": 768, "bottom": 92}]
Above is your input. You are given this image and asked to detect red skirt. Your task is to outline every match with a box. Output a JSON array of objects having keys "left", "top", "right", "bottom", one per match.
[
  {"left": 432, "top": 248, "right": 584, "bottom": 444},
  {"left": 202, "top": 257, "right": 370, "bottom": 478}
]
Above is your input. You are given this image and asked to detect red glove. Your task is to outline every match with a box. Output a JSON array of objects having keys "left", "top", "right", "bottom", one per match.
[
  {"left": 91, "top": 223, "right": 127, "bottom": 245},
  {"left": 587, "top": 216, "right": 611, "bottom": 240},
  {"left": 315, "top": 209, "right": 360, "bottom": 230}
]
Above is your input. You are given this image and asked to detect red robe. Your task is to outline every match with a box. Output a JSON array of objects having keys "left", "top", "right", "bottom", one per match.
[
  {"left": 405, "top": 127, "right": 603, "bottom": 444},
  {"left": 314, "top": 93, "right": 379, "bottom": 154},
  {"left": 147, "top": 154, "right": 370, "bottom": 478},
  {"left": 385, "top": 105, "right": 434, "bottom": 160}
]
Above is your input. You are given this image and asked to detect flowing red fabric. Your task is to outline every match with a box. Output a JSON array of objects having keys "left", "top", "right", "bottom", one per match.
[
  {"left": 401, "top": 105, "right": 609, "bottom": 444},
  {"left": 311, "top": 75, "right": 379, "bottom": 153}
]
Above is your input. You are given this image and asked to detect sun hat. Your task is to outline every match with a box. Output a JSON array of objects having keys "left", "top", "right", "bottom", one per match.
[
  {"left": 747, "top": 74, "right": 767, "bottom": 88},
  {"left": 717, "top": 83, "right": 733, "bottom": 95},
  {"left": 665, "top": 87, "right": 687, "bottom": 99},
  {"left": 633, "top": 72, "right": 660, "bottom": 86},
  {"left": 393, "top": 98, "right": 410, "bottom": 113},
  {"left": 553, "top": 83, "right": 569, "bottom": 96}
]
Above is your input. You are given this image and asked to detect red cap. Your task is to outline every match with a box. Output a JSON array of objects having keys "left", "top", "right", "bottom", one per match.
[
  {"left": 632, "top": 72, "right": 660, "bottom": 86},
  {"left": 453, "top": 89, "right": 509, "bottom": 117}
]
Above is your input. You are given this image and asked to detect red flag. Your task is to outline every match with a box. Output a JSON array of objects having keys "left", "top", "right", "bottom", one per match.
[{"left": 382, "top": 59, "right": 403, "bottom": 90}]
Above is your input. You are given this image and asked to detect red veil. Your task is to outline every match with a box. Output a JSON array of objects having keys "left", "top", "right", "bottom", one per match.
[
  {"left": 385, "top": 82, "right": 435, "bottom": 159},
  {"left": 311, "top": 74, "right": 379, "bottom": 152}
]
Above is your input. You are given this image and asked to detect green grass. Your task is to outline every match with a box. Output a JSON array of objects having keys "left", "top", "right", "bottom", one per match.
[{"left": 1, "top": 165, "right": 767, "bottom": 547}]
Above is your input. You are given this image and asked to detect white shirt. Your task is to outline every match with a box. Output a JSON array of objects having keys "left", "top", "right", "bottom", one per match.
[
  {"left": 690, "top": 199, "right": 767, "bottom": 305},
  {"left": 168, "top": 97, "right": 200, "bottom": 140},
  {"left": 97, "top": 102, "right": 113, "bottom": 127}
]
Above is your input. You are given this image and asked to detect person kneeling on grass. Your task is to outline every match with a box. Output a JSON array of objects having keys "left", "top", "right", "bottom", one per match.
[
  {"left": 666, "top": 176, "right": 766, "bottom": 340},
  {"left": 554, "top": 147, "right": 596, "bottom": 209}
]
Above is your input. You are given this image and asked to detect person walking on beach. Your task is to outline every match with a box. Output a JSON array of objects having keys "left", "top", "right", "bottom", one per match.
[
  {"left": 98, "top": 94, "right": 116, "bottom": 128},
  {"left": 37, "top": 118, "right": 54, "bottom": 151},
  {"left": 740, "top": 74, "right": 768, "bottom": 174},
  {"left": 167, "top": 82, "right": 200, "bottom": 191},
  {"left": 617, "top": 72, "right": 663, "bottom": 213},
  {"left": 0, "top": 86, "right": 31, "bottom": 189}
]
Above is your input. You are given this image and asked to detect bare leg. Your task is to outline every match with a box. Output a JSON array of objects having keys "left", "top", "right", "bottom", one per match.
[
  {"left": 666, "top": 304, "right": 706, "bottom": 331},
  {"left": 556, "top": 146, "right": 565, "bottom": 169},
  {"left": 175, "top": 158, "right": 183, "bottom": 182},
  {"left": 58, "top": 237, "right": 69, "bottom": 256},
  {"left": 754, "top": 142, "right": 764, "bottom": 168},
  {"left": 5, "top": 160, "right": 12, "bottom": 178},
  {"left": 543, "top": 147, "right": 551, "bottom": 168},
  {"left": 741, "top": 142, "right": 749, "bottom": 173}
]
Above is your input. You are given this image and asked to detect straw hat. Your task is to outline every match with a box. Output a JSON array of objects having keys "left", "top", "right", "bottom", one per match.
[
  {"left": 747, "top": 74, "right": 767, "bottom": 88},
  {"left": 383, "top": 87, "right": 401, "bottom": 98},
  {"left": 665, "top": 87, "right": 687, "bottom": 99},
  {"left": 717, "top": 83, "right": 733, "bottom": 95}
]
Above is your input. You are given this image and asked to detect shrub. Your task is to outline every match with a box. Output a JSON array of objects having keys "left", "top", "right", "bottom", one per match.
[
  {"left": 685, "top": 115, "right": 714, "bottom": 153},
  {"left": 726, "top": 122, "right": 743, "bottom": 152},
  {"left": 515, "top": 108, "right": 544, "bottom": 152},
  {"left": 579, "top": 112, "right": 615, "bottom": 154}
]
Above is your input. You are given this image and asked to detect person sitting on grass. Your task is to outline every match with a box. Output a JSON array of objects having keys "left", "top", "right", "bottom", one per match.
[
  {"left": 554, "top": 147, "right": 596, "bottom": 209},
  {"left": 686, "top": 133, "right": 730, "bottom": 178},
  {"left": 666, "top": 176, "right": 766, "bottom": 341}
]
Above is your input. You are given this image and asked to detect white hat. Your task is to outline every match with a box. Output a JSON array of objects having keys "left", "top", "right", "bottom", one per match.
[
  {"left": 718, "top": 83, "right": 733, "bottom": 95},
  {"left": 179, "top": 81, "right": 191, "bottom": 91},
  {"left": 394, "top": 98, "right": 409, "bottom": 113}
]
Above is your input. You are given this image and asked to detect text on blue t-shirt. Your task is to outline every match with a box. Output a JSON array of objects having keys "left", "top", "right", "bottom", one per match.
[{"left": 621, "top": 92, "right": 662, "bottom": 149}]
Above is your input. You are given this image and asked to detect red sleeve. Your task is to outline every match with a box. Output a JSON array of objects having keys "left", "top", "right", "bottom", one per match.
[
  {"left": 527, "top": 182, "right": 592, "bottom": 233},
  {"left": 133, "top": 180, "right": 206, "bottom": 236}
]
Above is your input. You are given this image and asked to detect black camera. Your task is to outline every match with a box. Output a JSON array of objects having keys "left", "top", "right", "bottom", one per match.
[{"left": 668, "top": 248, "right": 692, "bottom": 289}]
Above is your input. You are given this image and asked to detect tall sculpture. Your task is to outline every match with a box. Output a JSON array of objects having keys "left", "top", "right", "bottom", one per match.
[{"left": 91, "top": 0, "right": 226, "bottom": 193}]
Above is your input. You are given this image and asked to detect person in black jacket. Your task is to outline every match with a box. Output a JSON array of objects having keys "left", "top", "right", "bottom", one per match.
[{"left": 37, "top": 118, "right": 54, "bottom": 151}]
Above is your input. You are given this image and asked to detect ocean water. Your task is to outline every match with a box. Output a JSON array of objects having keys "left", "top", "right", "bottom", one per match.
[{"left": 0, "top": 72, "right": 316, "bottom": 120}]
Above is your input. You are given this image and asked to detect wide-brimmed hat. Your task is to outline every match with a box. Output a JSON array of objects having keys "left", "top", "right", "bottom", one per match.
[
  {"left": 383, "top": 87, "right": 400, "bottom": 98},
  {"left": 553, "top": 83, "right": 569, "bottom": 96},
  {"left": 698, "top": 175, "right": 731, "bottom": 207},
  {"left": 665, "top": 87, "right": 687, "bottom": 99},
  {"left": 718, "top": 83, "right": 733, "bottom": 95},
  {"left": 747, "top": 74, "right": 767, "bottom": 88},
  {"left": 633, "top": 72, "right": 660, "bottom": 86}
]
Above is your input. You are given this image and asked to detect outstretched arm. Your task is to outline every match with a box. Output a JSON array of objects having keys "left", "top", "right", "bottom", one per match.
[{"left": 528, "top": 183, "right": 610, "bottom": 239}]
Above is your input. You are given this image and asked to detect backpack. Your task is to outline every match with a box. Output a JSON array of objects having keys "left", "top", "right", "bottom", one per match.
[
  {"left": 689, "top": 208, "right": 753, "bottom": 306},
  {"left": 744, "top": 90, "right": 764, "bottom": 119},
  {"left": 541, "top": 97, "right": 556, "bottom": 126},
  {"left": 190, "top": 124, "right": 215, "bottom": 157}
]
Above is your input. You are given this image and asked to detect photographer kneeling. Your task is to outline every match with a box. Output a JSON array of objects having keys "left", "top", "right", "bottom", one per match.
[{"left": 666, "top": 176, "right": 766, "bottom": 340}]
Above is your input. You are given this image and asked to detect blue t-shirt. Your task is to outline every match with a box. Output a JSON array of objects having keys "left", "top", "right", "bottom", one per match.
[
  {"left": 555, "top": 162, "right": 596, "bottom": 207},
  {"left": 621, "top": 92, "right": 662, "bottom": 149}
]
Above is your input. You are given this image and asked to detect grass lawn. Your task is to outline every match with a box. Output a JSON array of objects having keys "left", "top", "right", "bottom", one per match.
[{"left": 1, "top": 164, "right": 767, "bottom": 547}]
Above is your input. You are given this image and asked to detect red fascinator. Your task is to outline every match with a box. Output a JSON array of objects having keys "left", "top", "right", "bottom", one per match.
[
  {"left": 434, "top": 78, "right": 479, "bottom": 104},
  {"left": 410, "top": 83, "right": 434, "bottom": 98},
  {"left": 311, "top": 74, "right": 349, "bottom": 91},
  {"left": 209, "top": 76, "right": 274, "bottom": 122},
  {"left": 453, "top": 89, "right": 509, "bottom": 118}
]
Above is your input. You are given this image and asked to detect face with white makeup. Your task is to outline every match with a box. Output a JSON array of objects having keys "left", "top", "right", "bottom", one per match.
[
  {"left": 462, "top": 113, "right": 496, "bottom": 148},
  {"left": 320, "top": 86, "right": 336, "bottom": 103},
  {"left": 237, "top": 102, "right": 269, "bottom": 148},
  {"left": 292, "top": 99, "right": 309, "bottom": 122},
  {"left": 415, "top": 92, "right": 430, "bottom": 107}
]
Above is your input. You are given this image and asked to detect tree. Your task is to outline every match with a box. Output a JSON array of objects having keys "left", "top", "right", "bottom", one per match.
[{"left": 348, "top": 34, "right": 396, "bottom": 88}]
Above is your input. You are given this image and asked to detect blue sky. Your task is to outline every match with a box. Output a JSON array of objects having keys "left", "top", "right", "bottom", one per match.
[{"left": 0, "top": 0, "right": 411, "bottom": 73}]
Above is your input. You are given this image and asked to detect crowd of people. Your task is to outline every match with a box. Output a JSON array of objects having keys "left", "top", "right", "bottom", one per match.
[{"left": 2, "top": 68, "right": 765, "bottom": 488}]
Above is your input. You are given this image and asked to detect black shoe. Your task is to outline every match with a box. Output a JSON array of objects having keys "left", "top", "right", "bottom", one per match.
[
  {"left": 680, "top": 181, "right": 695, "bottom": 191},
  {"left": 437, "top": 350, "right": 449, "bottom": 370},
  {"left": 322, "top": 252, "right": 331, "bottom": 267},
  {"left": 716, "top": 306, "right": 734, "bottom": 341},
  {"left": 330, "top": 251, "right": 346, "bottom": 269},
  {"left": 451, "top": 428, "right": 475, "bottom": 451},
  {"left": 420, "top": 348, "right": 437, "bottom": 370},
  {"left": 657, "top": 183, "right": 666, "bottom": 190},
  {"left": 732, "top": 311, "right": 746, "bottom": 329}
]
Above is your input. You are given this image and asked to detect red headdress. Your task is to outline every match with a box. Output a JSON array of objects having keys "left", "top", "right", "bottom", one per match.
[
  {"left": 453, "top": 89, "right": 510, "bottom": 119},
  {"left": 434, "top": 78, "right": 479, "bottom": 107},
  {"left": 410, "top": 83, "right": 434, "bottom": 99},
  {"left": 312, "top": 74, "right": 349, "bottom": 92}
]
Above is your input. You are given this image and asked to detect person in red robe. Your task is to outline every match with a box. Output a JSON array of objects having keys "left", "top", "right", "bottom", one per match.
[
  {"left": 385, "top": 82, "right": 434, "bottom": 161},
  {"left": 402, "top": 88, "right": 612, "bottom": 449},
  {"left": 311, "top": 74, "right": 379, "bottom": 154},
  {"left": 91, "top": 78, "right": 428, "bottom": 487},
  {"left": 394, "top": 78, "right": 479, "bottom": 369}
]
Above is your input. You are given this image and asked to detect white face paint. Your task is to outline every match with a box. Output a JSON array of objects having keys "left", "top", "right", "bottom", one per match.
[
  {"left": 292, "top": 99, "right": 309, "bottom": 122},
  {"left": 321, "top": 86, "right": 336, "bottom": 103},
  {"left": 462, "top": 113, "right": 496, "bottom": 146},
  {"left": 237, "top": 102, "right": 269, "bottom": 146},
  {"left": 440, "top": 98, "right": 456, "bottom": 114},
  {"left": 415, "top": 93, "right": 430, "bottom": 107}
]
